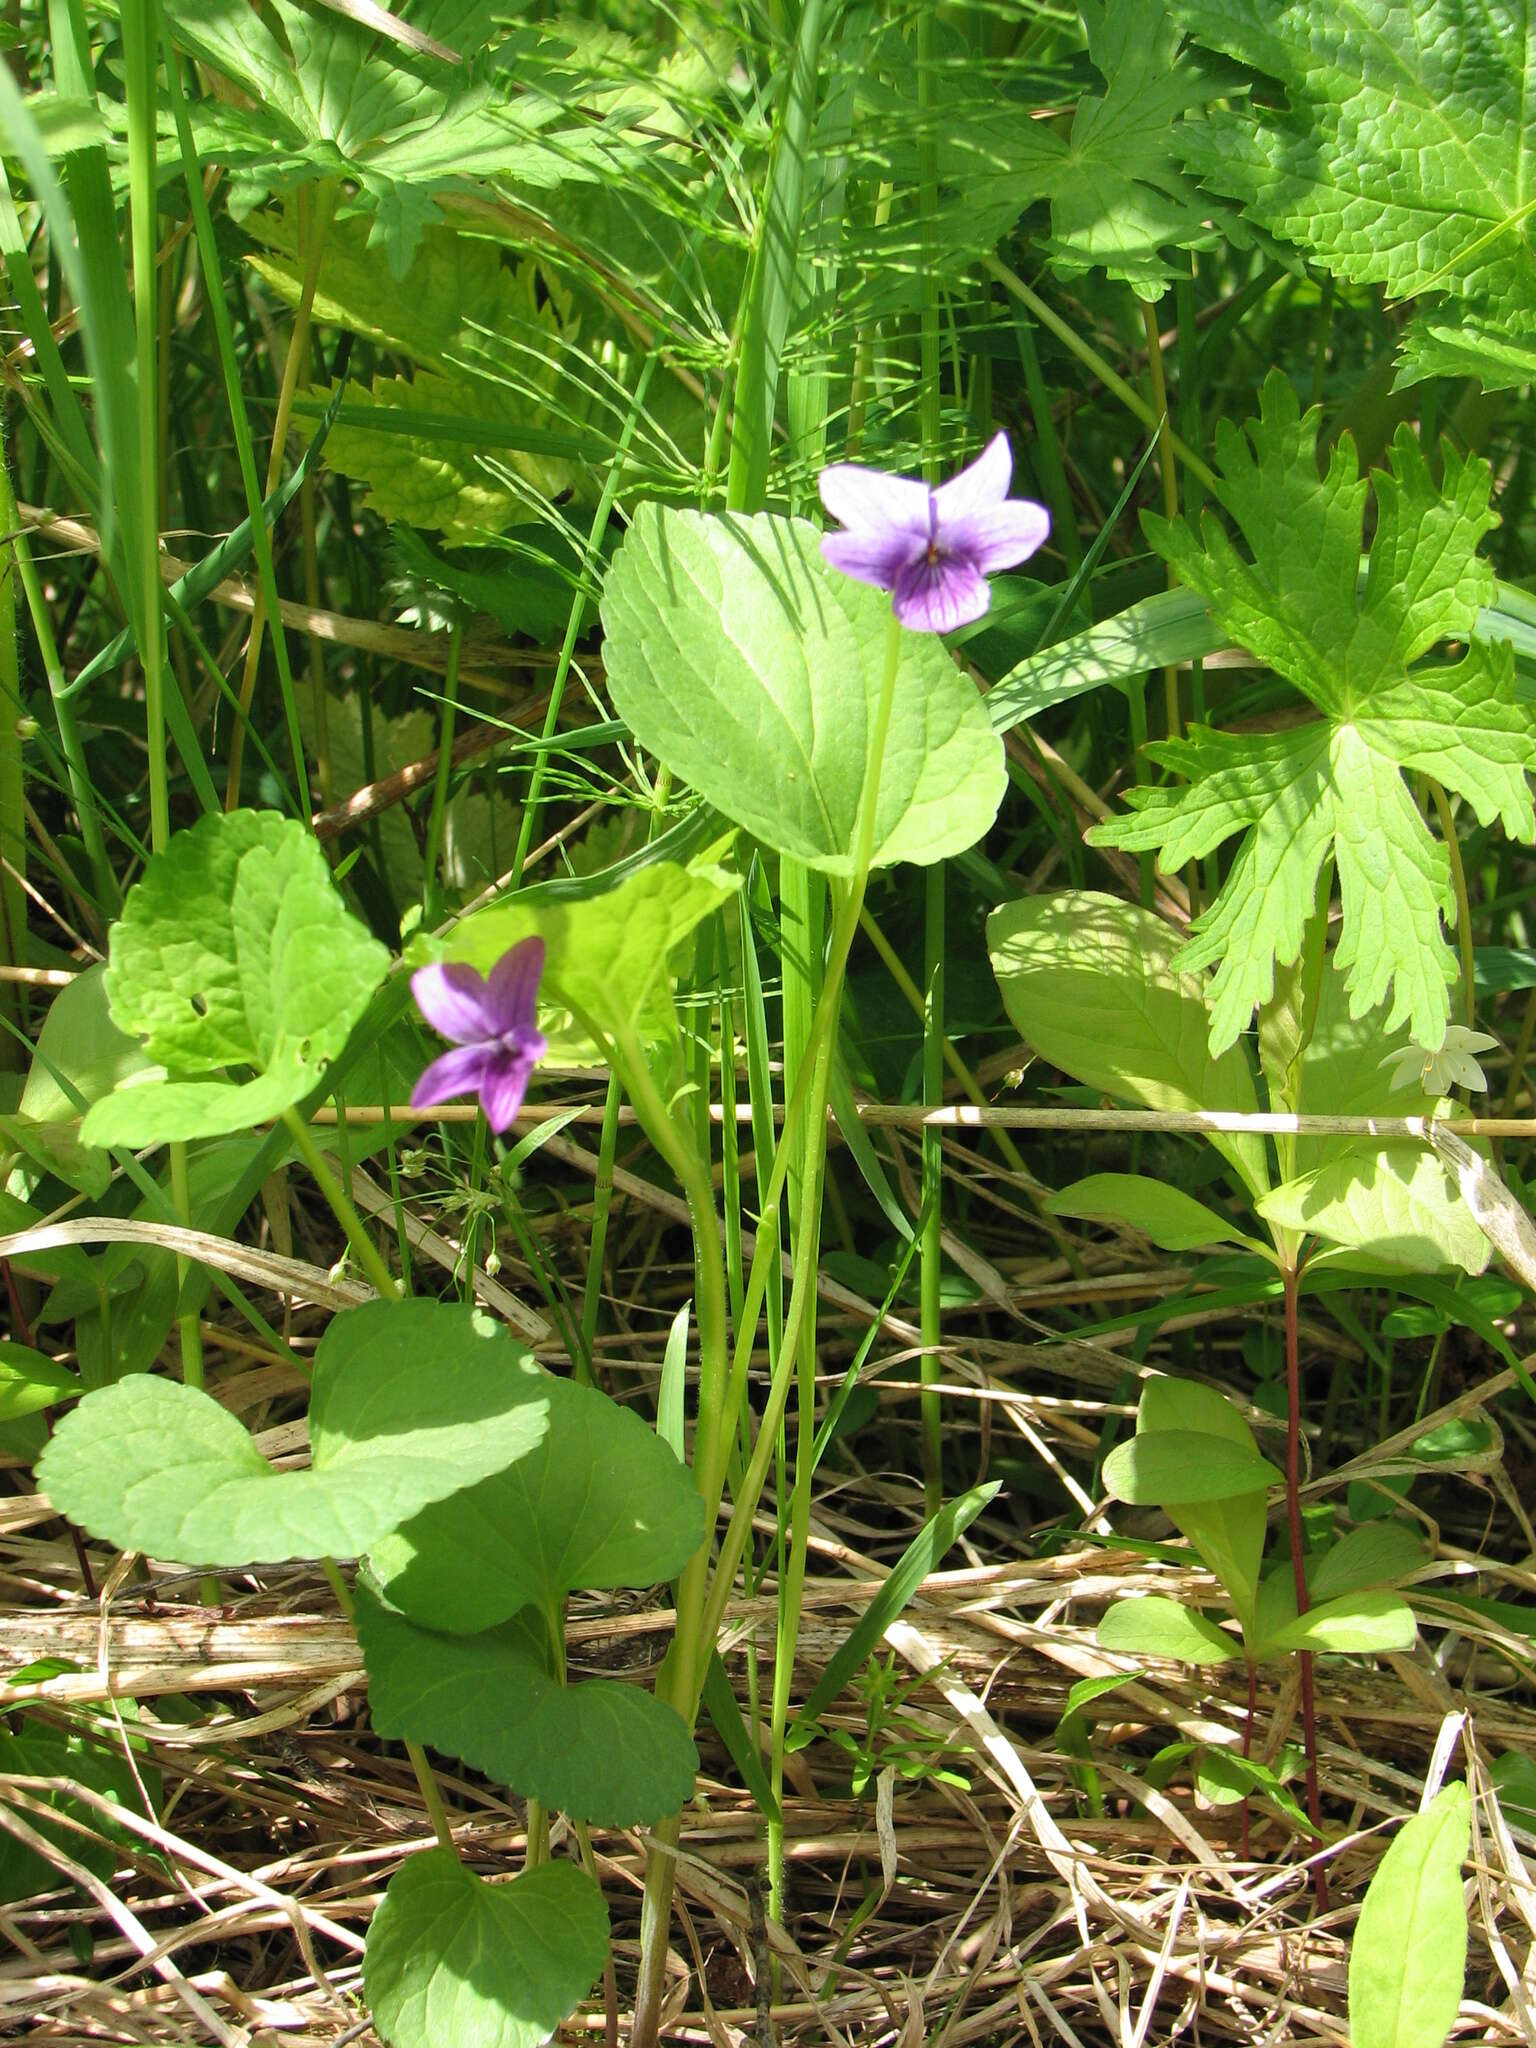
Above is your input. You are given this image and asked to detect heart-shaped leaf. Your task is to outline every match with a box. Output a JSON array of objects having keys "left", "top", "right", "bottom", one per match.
[
  {"left": 371, "top": 1373, "right": 704, "bottom": 1633},
  {"left": 601, "top": 505, "right": 1007, "bottom": 874},
  {"left": 364, "top": 1849, "right": 608, "bottom": 2048},
  {"left": 357, "top": 1582, "right": 697, "bottom": 1826},
  {"left": 80, "top": 809, "right": 390, "bottom": 1146},
  {"left": 36, "top": 1301, "right": 549, "bottom": 1566}
]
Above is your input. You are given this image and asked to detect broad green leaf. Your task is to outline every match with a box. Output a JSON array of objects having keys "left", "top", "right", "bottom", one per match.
[
  {"left": 986, "top": 890, "right": 1268, "bottom": 1196},
  {"left": 36, "top": 1302, "right": 548, "bottom": 1567},
  {"left": 371, "top": 1372, "right": 703, "bottom": 1634},
  {"left": 0, "top": 1343, "right": 80, "bottom": 1423},
  {"left": 1491, "top": 1752, "right": 1536, "bottom": 1833},
  {"left": 1308, "top": 1523, "right": 1426, "bottom": 1603},
  {"left": 1102, "top": 1430, "right": 1283, "bottom": 1506},
  {"left": 600, "top": 506, "right": 1006, "bottom": 874},
  {"left": 1046, "top": 1173, "right": 1255, "bottom": 1251},
  {"left": 1254, "top": 1586, "right": 1419, "bottom": 1659},
  {"left": 357, "top": 1584, "right": 696, "bottom": 1826},
  {"left": 419, "top": 855, "right": 738, "bottom": 1057},
  {"left": 1091, "top": 377, "right": 1534, "bottom": 1052},
  {"left": 1134, "top": 1375, "right": 1270, "bottom": 1619},
  {"left": 1348, "top": 1782, "right": 1470, "bottom": 2048},
  {"left": 1096, "top": 1595, "right": 1241, "bottom": 1665},
  {"left": 80, "top": 810, "right": 389, "bottom": 1147},
  {"left": 1258, "top": 1149, "right": 1489, "bottom": 1276},
  {"left": 1175, "top": 1, "right": 1536, "bottom": 390},
  {"left": 364, "top": 1848, "right": 608, "bottom": 2048},
  {"left": 1193, "top": 1747, "right": 1313, "bottom": 1833}
]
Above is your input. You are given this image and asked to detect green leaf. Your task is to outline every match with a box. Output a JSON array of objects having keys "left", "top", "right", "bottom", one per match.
[
  {"left": 0, "top": 1343, "right": 80, "bottom": 1423},
  {"left": 364, "top": 1848, "right": 608, "bottom": 2048},
  {"left": 0, "top": 1719, "right": 158, "bottom": 1904},
  {"left": 986, "top": 890, "right": 1268, "bottom": 1196},
  {"left": 1348, "top": 1782, "right": 1470, "bottom": 2048},
  {"left": 356, "top": 1584, "right": 696, "bottom": 1826},
  {"left": 1308, "top": 1523, "right": 1426, "bottom": 1603},
  {"left": 1046, "top": 1173, "right": 1255, "bottom": 1251},
  {"left": 1259, "top": 1148, "right": 1490, "bottom": 1276},
  {"left": 420, "top": 855, "right": 738, "bottom": 1057},
  {"left": 1255, "top": 1586, "right": 1419, "bottom": 1659},
  {"left": 1133, "top": 1375, "right": 1271, "bottom": 1620},
  {"left": 80, "top": 810, "right": 389, "bottom": 1146},
  {"left": 1102, "top": 1430, "right": 1283, "bottom": 1506},
  {"left": 14, "top": 964, "right": 152, "bottom": 1192},
  {"left": 36, "top": 1302, "right": 549, "bottom": 1567},
  {"left": 371, "top": 1373, "right": 704, "bottom": 1633},
  {"left": 600, "top": 506, "right": 1006, "bottom": 874},
  {"left": 702, "top": 1649, "right": 781, "bottom": 1826},
  {"left": 1096, "top": 1595, "right": 1242, "bottom": 1664},
  {"left": 1090, "top": 376, "right": 1534, "bottom": 1052},
  {"left": 1175, "top": 1, "right": 1536, "bottom": 390}
]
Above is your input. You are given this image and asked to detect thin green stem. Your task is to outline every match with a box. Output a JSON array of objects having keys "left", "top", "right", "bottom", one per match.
[
  {"left": 280, "top": 1108, "right": 402, "bottom": 1301},
  {"left": 1428, "top": 779, "right": 1476, "bottom": 1031},
  {"left": 576, "top": 1071, "right": 624, "bottom": 1389},
  {"left": 421, "top": 618, "right": 462, "bottom": 925}
]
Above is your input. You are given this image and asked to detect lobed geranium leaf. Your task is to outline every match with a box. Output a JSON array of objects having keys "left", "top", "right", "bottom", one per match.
[
  {"left": 1174, "top": 0, "right": 1536, "bottom": 390},
  {"left": 79, "top": 810, "right": 389, "bottom": 1147},
  {"left": 1091, "top": 375, "right": 1536, "bottom": 1053},
  {"left": 35, "top": 1302, "right": 548, "bottom": 1567},
  {"left": 600, "top": 506, "right": 1007, "bottom": 874},
  {"left": 364, "top": 1849, "right": 608, "bottom": 2048},
  {"left": 356, "top": 1584, "right": 697, "bottom": 1826},
  {"left": 986, "top": 889, "right": 1269, "bottom": 1197},
  {"left": 370, "top": 1373, "right": 705, "bottom": 1633}
]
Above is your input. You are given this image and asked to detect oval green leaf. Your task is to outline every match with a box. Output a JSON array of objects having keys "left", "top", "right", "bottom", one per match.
[
  {"left": 1258, "top": 1148, "right": 1489, "bottom": 1275},
  {"left": 1348, "top": 1782, "right": 1469, "bottom": 2048},
  {"left": 364, "top": 1849, "right": 608, "bottom": 2048},
  {"left": 601, "top": 505, "right": 1007, "bottom": 874},
  {"left": 1102, "top": 1430, "right": 1282, "bottom": 1507},
  {"left": 1047, "top": 1173, "right": 1253, "bottom": 1251},
  {"left": 357, "top": 1583, "right": 697, "bottom": 1826},
  {"left": 36, "top": 1302, "right": 550, "bottom": 1566},
  {"left": 1096, "top": 1595, "right": 1242, "bottom": 1665},
  {"left": 0, "top": 1342, "right": 81, "bottom": 1423}
]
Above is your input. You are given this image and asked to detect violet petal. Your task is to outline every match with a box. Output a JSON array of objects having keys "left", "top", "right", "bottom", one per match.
[
  {"left": 891, "top": 552, "right": 991, "bottom": 633},
  {"left": 929, "top": 432, "right": 1012, "bottom": 528},
  {"left": 411, "top": 962, "right": 497, "bottom": 1044},
  {"left": 411, "top": 1042, "right": 496, "bottom": 1110},
  {"left": 480, "top": 1053, "right": 537, "bottom": 1134},
  {"left": 820, "top": 527, "right": 925, "bottom": 593},
  {"left": 486, "top": 936, "right": 546, "bottom": 1035},
  {"left": 942, "top": 498, "right": 1051, "bottom": 577},
  {"left": 818, "top": 459, "right": 931, "bottom": 540}
]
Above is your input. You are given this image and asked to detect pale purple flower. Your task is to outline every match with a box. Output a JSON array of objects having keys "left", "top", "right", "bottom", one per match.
[
  {"left": 410, "top": 937, "right": 547, "bottom": 1133},
  {"left": 818, "top": 432, "right": 1050, "bottom": 632}
]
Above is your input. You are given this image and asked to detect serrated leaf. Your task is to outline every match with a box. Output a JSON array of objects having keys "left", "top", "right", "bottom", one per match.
[
  {"left": 1258, "top": 1148, "right": 1490, "bottom": 1276},
  {"left": 357, "top": 1584, "right": 696, "bottom": 1825},
  {"left": 1091, "top": 375, "right": 1534, "bottom": 1051},
  {"left": 601, "top": 506, "right": 1006, "bottom": 874},
  {"left": 370, "top": 1373, "right": 704, "bottom": 1633},
  {"left": 79, "top": 810, "right": 389, "bottom": 1147},
  {"left": 986, "top": 889, "right": 1268, "bottom": 1196},
  {"left": 1103, "top": 1429, "right": 1282, "bottom": 1506},
  {"left": 1175, "top": 0, "right": 1536, "bottom": 390},
  {"left": 36, "top": 1302, "right": 548, "bottom": 1567},
  {"left": 1046, "top": 1172, "right": 1254, "bottom": 1251},
  {"left": 364, "top": 1849, "right": 607, "bottom": 2048},
  {"left": 1348, "top": 1782, "right": 1469, "bottom": 2048},
  {"left": 1097, "top": 1595, "right": 1242, "bottom": 1664}
]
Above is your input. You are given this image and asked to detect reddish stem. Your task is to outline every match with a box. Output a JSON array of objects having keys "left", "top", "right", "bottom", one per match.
[{"left": 1282, "top": 1258, "right": 1328, "bottom": 1911}]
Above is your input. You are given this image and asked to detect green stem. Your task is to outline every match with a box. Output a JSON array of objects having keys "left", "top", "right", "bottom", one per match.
[
  {"left": 421, "top": 618, "right": 462, "bottom": 926},
  {"left": 576, "top": 1071, "right": 623, "bottom": 1389},
  {"left": 280, "top": 1107, "right": 402, "bottom": 1301},
  {"left": 1428, "top": 779, "right": 1476, "bottom": 1032}
]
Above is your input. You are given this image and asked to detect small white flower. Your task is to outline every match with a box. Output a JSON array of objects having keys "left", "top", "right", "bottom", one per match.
[{"left": 1380, "top": 1025, "right": 1499, "bottom": 1096}]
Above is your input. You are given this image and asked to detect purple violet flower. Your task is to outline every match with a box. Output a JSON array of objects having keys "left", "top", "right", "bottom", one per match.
[
  {"left": 818, "top": 431, "right": 1050, "bottom": 633},
  {"left": 410, "top": 937, "right": 548, "bottom": 1134}
]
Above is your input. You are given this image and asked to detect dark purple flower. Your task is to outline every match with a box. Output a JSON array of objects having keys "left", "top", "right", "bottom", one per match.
[
  {"left": 410, "top": 937, "right": 547, "bottom": 1134},
  {"left": 818, "top": 431, "right": 1050, "bottom": 633}
]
